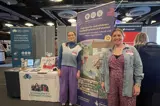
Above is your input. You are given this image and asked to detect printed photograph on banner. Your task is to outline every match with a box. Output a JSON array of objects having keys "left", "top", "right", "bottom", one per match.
[
  {"left": 81, "top": 55, "right": 100, "bottom": 80},
  {"left": 29, "top": 83, "right": 51, "bottom": 98},
  {"left": 79, "top": 41, "right": 93, "bottom": 56},
  {"left": 78, "top": 78, "right": 98, "bottom": 97},
  {"left": 78, "top": 78, "right": 107, "bottom": 103},
  {"left": 92, "top": 48, "right": 108, "bottom": 56},
  {"left": 31, "top": 83, "right": 49, "bottom": 92},
  {"left": 79, "top": 39, "right": 110, "bottom": 56}
]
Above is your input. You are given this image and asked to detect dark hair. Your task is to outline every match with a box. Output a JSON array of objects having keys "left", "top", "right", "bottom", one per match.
[
  {"left": 111, "top": 28, "right": 125, "bottom": 37},
  {"left": 67, "top": 31, "right": 76, "bottom": 36}
]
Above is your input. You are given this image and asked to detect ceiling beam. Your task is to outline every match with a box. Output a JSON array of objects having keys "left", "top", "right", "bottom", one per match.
[
  {"left": 41, "top": 4, "right": 100, "bottom": 10},
  {"left": 41, "top": 9, "right": 66, "bottom": 26},
  {"left": 0, "top": 5, "right": 42, "bottom": 25},
  {"left": 119, "top": 1, "right": 160, "bottom": 7},
  {"left": 42, "top": 2, "right": 160, "bottom": 11},
  {"left": 136, "top": 8, "right": 160, "bottom": 22},
  {"left": 41, "top": 3, "right": 111, "bottom": 26}
]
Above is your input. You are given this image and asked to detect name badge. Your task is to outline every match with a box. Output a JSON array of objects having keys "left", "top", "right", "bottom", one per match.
[
  {"left": 126, "top": 50, "right": 134, "bottom": 55},
  {"left": 72, "top": 51, "right": 78, "bottom": 56}
]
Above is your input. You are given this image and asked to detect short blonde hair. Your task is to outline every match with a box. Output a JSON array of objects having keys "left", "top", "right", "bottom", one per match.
[{"left": 134, "top": 32, "right": 149, "bottom": 45}]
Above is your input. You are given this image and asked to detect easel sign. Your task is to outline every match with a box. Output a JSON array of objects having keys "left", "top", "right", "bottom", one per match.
[{"left": 40, "top": 57, "right": 56, "bottom": 71}]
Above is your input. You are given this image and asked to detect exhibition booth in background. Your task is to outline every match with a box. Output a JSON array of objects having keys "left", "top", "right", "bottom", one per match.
[{"left": 3, "top": 1, "right": 160, "bottom": 106}]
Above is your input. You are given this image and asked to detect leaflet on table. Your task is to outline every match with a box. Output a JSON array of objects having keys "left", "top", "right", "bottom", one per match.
[
  {"left": 38, "top": 69, "right": 51, "bottom": 73},
  {"left": 20, "top": 58, "right": 40, "bottom": 69},
  {"left": 7, "top": 68, "right": 21, "bottom": 72},
  {"left": 20, "top": 67, "right": 41, "bottom": 72}
]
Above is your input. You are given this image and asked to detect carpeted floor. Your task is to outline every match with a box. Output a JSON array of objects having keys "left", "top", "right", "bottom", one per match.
[{"left": 0, "top": 67, "right": 61, "bottom": 106}]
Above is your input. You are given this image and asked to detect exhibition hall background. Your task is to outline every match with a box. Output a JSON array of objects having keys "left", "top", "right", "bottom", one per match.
[
  {"left": 0, "top": 0, "right": 160, "bottom": 106},
  {"left": 32, "top": 26, "right": 160, "bottom": 59},
  {"left": 26, "top": 26, "right": 76, "bottom": 58}
]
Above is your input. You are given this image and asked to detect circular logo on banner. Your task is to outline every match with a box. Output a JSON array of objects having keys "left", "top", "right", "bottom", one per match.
[
  {"left": 97, "top": 10, "right": 103, "bottom": 17},
  {"left": 91, "top": 12, "right": 96, "bottom": 18},
  {"left": 85, "top": 14, "right": 90, "bottom": 20},
  {"left": 104, "top": 35, "right": 111, "bottom": 42}
]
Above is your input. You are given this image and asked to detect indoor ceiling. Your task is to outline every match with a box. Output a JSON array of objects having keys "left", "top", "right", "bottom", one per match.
[
  {"left": 116, "top": 1, "right": 160, "bottom": 26},
  {"left": 0, "top": 0, "right": 160, "bottom": 32}
]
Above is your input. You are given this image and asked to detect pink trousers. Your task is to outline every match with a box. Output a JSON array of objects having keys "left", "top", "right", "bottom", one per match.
[{"left": 108, "top": 55, "right": 136, "bottom": 106}]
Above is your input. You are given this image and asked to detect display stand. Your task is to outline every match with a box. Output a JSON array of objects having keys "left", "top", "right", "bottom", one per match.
[{"left": 76, "top": 1, "right": 115, "bottom": 106}]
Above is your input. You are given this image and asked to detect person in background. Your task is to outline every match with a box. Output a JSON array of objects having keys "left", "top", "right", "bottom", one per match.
[
  {"left": 134, "top": 32, "right": 149, "bottom": 51},
  {"left": 0, "top": 43, "right": 6, "bottom": 63},
  {"left": 2, "top": 43, "right": 7, "bottom": 59},
  {"left": 101, "top": 28, "right": 144, "bottom": 106},
  {"left": 58, "top": 32, "right": 82, "bottom": 106}
]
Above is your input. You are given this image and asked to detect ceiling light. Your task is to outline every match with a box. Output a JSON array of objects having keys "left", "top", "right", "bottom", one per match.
[
  {"left": 121, "top": 21, "right": 126, "bottom": 23},
  {"left": 122, "top": 17, "right": 133, "bottom": 22},
  {"left": 50, "top": 0, "right": 63, "bottom": 2},
  {"left": 151, "top": 20, "right": 156, "bottom": 24},
  {"left": 31, "top": 15, "right": 42, "bottom": 19},
  {"left": 6, "top": 31, "right": 10, "bottom": 33},
  {"left": 5, "top": 23, "right": 13, "bottom": 27},
  {"left": 126, "top": 7, "right": 151, "bottom": 17},
  {"left": 68, "top": 19, "right": 76, "bottom": 23},
  {"left": 1, "top": 0, "right": 18, "bottom": 5},
  {"left": 47, "top": 22, "right": 54, "bottom": 26},
  {"left": 25, "top": 23, "right": 33, "bottom": 27}
]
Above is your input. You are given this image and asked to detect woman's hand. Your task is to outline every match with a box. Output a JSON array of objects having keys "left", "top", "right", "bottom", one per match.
[
  {"left": 58, "top": 69, "right": 61, "bottom": 77},
  {"left": 101, "top": 82, "right": 105, "bottom": 90},
  {"left": 77, "top": 70, "right": 80, "bottom": 79},
  {"left": 133, "top": 84, "right": 141, "bottom": 96}
]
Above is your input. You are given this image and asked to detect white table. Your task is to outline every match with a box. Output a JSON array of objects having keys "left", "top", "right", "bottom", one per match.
[{"left": 19, "top": 71, "right": 60, "bottom": 102}]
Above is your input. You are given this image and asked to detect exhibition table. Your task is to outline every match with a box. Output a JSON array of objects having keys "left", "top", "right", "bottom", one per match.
[
  {"left": 4, "top": 68, "right": 60, "bottom": 102},
  {"left": 19, "top": 71, "right": 60, "bottom": 102}
]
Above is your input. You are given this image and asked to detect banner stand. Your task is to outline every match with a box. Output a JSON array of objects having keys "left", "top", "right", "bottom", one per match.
[
  {"left": 76, "top": 1, "right": 115, "bottom": 106},
  {"left": 10, "top": 27, "right": 33, "bottom": 67}
]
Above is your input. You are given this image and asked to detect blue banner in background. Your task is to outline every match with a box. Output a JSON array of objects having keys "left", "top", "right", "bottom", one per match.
[
  {"left": 11, "top": 28, "right": 33, "bottom": 67},
  {"left": 77, "top": 2, "right": 115, "bottom": 42}
]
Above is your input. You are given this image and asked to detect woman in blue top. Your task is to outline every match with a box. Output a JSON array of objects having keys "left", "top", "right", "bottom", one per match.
[{"left": 58, "top": 32, "right": 82, "bottom": 106}]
